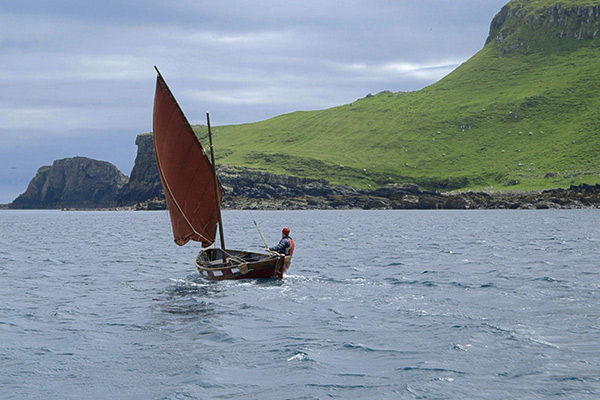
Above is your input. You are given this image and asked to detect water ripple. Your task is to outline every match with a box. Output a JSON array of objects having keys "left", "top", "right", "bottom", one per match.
[{"left": 1, "top": 209, "right": 600, "bottom": 399}]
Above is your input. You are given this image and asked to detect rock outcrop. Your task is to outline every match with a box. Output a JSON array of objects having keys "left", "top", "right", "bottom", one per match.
[
  {"left": 361, "top": 184, "right": 600, "bottom": 210},
  {"left": 486, "top": 2, "right": 600, "bottom": 52},
  {"left": 9, "top": 157, "right": 127, "bottom": 209},
  {"left": 116, "top": 133, "right": 163, "bottom": 204}
]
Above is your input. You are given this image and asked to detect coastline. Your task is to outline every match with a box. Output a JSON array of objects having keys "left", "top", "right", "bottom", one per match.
[{"left": 4, "top": 184, "right": 600, "bottom": 211}]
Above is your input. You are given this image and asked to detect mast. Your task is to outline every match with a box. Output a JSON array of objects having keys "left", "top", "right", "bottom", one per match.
[{"left": 206, "top": 113, "right": 227, "bottom": 263}]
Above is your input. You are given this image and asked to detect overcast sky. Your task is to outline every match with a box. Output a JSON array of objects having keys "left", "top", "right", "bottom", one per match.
[{"left": 0, "top": 0, "right": 509, "bottom": 204}]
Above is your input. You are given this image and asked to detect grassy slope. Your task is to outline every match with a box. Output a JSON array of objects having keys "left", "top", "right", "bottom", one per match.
[{"left": 194, "top": 0, "right": 600, "bottom": 192}]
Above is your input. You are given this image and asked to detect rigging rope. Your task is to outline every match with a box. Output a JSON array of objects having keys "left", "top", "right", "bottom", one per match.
[{"left": 154, "top": 151, "right": 212, "bottom": 245}]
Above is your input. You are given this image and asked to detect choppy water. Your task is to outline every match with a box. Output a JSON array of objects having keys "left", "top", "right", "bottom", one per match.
[{"left": 1, "top": 209, "right": 599, "bottom": 399}]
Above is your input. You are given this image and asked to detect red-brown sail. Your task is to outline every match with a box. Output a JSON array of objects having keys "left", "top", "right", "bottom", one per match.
[{"left": 152, "top": 72, "right": 223, "bottom": 247}]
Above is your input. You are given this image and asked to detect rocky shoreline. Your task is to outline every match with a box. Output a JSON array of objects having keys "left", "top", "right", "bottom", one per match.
[
  {"left": 134, "top": 182, "right": 600, "bottom": 211},
  {"left": 6, "top": 183, "right": 600, "bottom": 211}
]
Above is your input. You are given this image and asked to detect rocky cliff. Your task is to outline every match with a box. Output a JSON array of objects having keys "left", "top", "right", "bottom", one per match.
[
  {"left": 486, "top": 1, "right": 600, "bottom": 52},
  {"left": 116, "top": 133, "right": 163, "bottom": 204},
  {"left": 10, "top": 157, "right": 128, "bottom": 209}
]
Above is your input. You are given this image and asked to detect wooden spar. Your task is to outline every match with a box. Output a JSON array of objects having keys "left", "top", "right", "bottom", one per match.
[
  {"left": 253, "top": 219, "right": 269, "bottom": 250},
  {"left": 154, "top": 65, "right": 163, "bottom": 80},
  {"left": 206, "top": 113, "right": 227, "bottom": 264}
]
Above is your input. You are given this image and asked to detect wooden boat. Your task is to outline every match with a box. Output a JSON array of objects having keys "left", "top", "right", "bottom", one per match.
[{"left": 152, "top": 67, "right": 292, "bottom": 280}]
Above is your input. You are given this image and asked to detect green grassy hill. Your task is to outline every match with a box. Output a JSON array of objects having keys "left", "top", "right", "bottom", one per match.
[{"left": 198, "top": 0, "right": 600, "bottom": 192}]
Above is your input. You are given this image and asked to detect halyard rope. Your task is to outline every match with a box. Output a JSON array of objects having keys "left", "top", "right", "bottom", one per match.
[{"left": 155, "top": 149, "right": 212, "bottom": 245}]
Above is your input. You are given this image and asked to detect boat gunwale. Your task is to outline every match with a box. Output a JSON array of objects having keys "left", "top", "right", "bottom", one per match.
[{"left": 194, "top": 250, "right": 292, "bottom": 280}]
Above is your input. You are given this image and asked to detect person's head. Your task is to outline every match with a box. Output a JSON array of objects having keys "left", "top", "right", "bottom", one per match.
[{"left": 282, "top": 227, "right": 290, "bottom": 237}]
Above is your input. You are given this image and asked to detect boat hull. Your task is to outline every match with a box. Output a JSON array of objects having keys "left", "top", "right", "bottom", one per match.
[{"left": 195, "top": 248, "right": 292, "bottom": 280}]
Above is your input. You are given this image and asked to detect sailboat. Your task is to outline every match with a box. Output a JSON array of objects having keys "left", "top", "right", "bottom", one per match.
[{"left": 152, "top": 67, "right": 293, "bottom": 280}]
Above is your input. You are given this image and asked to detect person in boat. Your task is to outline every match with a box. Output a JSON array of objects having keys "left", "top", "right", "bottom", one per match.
[{"left": 269, "top": 227, "right": 295, "bottom": 256}]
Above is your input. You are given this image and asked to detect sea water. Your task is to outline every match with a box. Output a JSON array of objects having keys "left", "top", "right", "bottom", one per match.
[{"left": 1, "top": 209, "right": 599, "bottom": 399}]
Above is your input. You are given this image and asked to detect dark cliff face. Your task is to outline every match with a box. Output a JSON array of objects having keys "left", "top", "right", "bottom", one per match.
[
  {"left": 116, "top": 133, "right": 163, "bottom": 205},
  {"left": 485, "top": 2, "right": 600, "bottom": 52},
  {"left": 10, "top": 157, "right": 128, "bottom": 209}
]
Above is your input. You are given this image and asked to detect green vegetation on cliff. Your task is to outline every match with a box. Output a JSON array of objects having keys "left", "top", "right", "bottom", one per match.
[{"left": 195, "top": 0, "right": 600, "bottom": 191}]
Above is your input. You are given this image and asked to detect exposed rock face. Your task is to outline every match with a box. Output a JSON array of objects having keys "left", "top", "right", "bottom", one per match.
[
  {"left": 219, "top": 165, "right": 358, "bottom": 198},
  {"left": 130, "top": 163, "right": 361, "bottom": 210},
  {"left": 221, "top": 183, "right": 600, "bottom": 210},
  {"left": 486, "top": 2, "right": 600, "bottom": 52},
  {"left": 10, "top": 157, "right": 127, "bottom": 209},
  {"left": 116, "top": 133, "right": 163, "bottom": 205}
]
